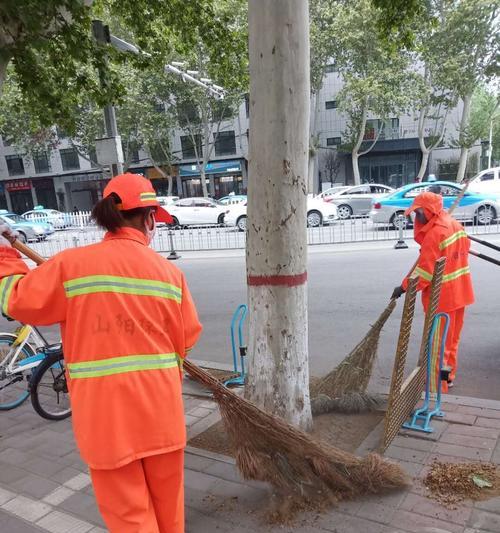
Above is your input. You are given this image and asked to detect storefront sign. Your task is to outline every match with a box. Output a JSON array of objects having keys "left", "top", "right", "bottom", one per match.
[
  {"left": 33, "top": 178, "right": 54, "bottom": 189},
  {"left": 5, "top": 179, "right": 31, "bottom": 192},
  {"left": 179, "top": 160, "right": 242, "bottom": 177},
  {"left": 69, "top": 172, "right": 103, "bottom": 183}
]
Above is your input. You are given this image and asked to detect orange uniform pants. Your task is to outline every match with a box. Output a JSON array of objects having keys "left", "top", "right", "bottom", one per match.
[
  {"left": 90, "top": 449, "right": 184, "bottom": 533},
  {"left": 433, "top": 307, "right": 465, "bottom": 393}
]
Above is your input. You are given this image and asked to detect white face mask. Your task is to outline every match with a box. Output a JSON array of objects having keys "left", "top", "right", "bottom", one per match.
[{"left": 146, "top": 214, "right": 156, "bottom": 245}]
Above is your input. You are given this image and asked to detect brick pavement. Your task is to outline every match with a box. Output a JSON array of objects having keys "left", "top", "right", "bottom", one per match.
[{"left": 0, "top": 382, "right": 499, "bottom": 532}]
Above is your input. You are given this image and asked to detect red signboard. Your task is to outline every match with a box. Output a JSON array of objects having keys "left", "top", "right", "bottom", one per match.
[{"left": 5, "top": 179, "right": 32, "bottom": 192}]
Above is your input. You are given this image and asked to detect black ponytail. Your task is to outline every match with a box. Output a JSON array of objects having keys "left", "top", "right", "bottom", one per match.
[
  {"left": 92, "top": 193, "right": 156, "bottom": 232},
  {"left": 91, "top": 193, "right": 125, "bottom": 232}
]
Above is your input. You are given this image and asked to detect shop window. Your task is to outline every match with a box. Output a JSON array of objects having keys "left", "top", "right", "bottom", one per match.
[
  {"left": 60, "top": 148, "right": 80, "bottom": 171},
  {"left": 180, "top": 135, "right": 202, "bottom": 159},
  {"left": 5, "top": 155, "right": 25, "bottom": 176},
  {"left": 33, "top": 153, "right": 51, "bottom": 173},
  {"left": 326, "top": 137, "right": 341, "bottom": 146},
  {"left": 214, "top": 131, "right": 236, "bottom": 156},
  {"left": 325, "top": 100, "right": 337, "bottom": 110}
]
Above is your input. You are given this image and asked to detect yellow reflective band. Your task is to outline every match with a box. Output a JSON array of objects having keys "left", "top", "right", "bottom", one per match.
[
  {"left": 140, "top": 192, "right": 157, "bottom": 202},
  {"left": 439, "top": 230, "right": 468, "bottom": 250},
  {"left": 414, "top": 266, "right": 433, "bottom": 282},
  {"left": 0, "top": 275, "right": 23, "bottom": 316},
  {"left": 64, "top": 275, "right": 182, "bottom": 303},
  {"left": 67, "top": 353, "right": 180, "bottom": 379},
  {"left": 442, "top": 266, "right": 470, "bottom": 283}
]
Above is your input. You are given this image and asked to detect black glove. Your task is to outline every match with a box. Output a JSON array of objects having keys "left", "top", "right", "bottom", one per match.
[{"left": 391, "top": 285, "right": 405, "bottom": 299}]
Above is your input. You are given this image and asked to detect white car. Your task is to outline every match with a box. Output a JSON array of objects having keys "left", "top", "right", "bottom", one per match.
[
  {"left": 156, "top": 196, "right": 179, "bottom": 206},
  {"left": 225, "top": 197, "right": 338, "bottom": 231},
  {"left": 167, "top": 197, "right": 227, "bottom": 227},
  {"left": 23, "top": 208, "right": 69, "bottom": 229},
  {"left": 467, "top": 167, "right": 500, "bottom": 195}
]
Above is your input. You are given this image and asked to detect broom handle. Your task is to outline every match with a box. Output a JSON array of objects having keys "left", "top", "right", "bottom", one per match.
[
  {"left": 469, "top": 248, "right": 500, "bottom": 267},
  {"left": 10, "top": 238, "right": 46, "bottom": 266},
  {"left": 467, "top": 234, "right": 500, "bottom": 253}
]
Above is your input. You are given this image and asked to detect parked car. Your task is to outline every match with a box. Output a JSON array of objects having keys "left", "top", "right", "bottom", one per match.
[
  {"left": 321, "top": 184, "right": 395, "bottom": 219},
  {"left": 369, "top": 181, "right": 500, "bottom": 228},
  {"left": 317, "top": 186, "right": 350, "bottom": 201},
  {"left": 156, "top": 196, "right": 180, "bottom": 207},
  {"left": 23, "top": 207, "right": 69, "bottom": 229},
  {"left": 467, "top": 167, "right": 500, "bottom": 195},
  {"left": 224, "top": 196, "right": 338, "bottom": 232},
  {"left": 0, "top": 211, "right": 54, "bottom": 242},
  {"left": 167, "top": 197, "right": 227, "bottom": 227},
  {"left": 218, "top": 195, "right": 247, "bottom": 206}
]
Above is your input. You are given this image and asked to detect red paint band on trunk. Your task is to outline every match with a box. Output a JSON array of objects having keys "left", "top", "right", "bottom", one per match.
[{"left": 247, "top": 272, "right": 307, "bottom": 287}]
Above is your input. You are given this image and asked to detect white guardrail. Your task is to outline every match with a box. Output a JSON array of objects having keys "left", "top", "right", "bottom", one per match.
[{"left": 25, "top": 211, "right": 500, "bottom": 257}]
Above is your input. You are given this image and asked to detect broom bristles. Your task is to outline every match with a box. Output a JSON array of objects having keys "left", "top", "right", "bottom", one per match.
[
  {"left": 311, "top": 299, "right": 397, "bottom": 399},
  {"left": 184, "top": 359, "right": 409, "bottom": 513}
]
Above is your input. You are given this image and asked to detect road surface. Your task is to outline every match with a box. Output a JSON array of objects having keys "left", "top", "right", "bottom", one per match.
[{"left": 1, "top": 241, "right": 498, "bottom": 400}]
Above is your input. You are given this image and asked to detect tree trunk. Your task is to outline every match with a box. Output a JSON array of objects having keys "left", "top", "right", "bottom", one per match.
[
  {"left": 307, "top": 91, "right": 321, "bottom": 193},
  {"left": 167, "top": 175, "right": 173, "bottom": 196},
  {"left": 200, "top": 168, "right": 209, "bottom": 197},
  {"left": 417, "top": 149, "right": 430, "bottom": 181},
  {"left": 457, "top": 94, "right": 472, "bottom": 183},
  {"left": 246, "top": 0, "right": 312, "bottom": 431},
  {"left": 0, "top": 52, "right": 11, "bottom": 97},
  {"left": 351, "top": 104, "right": 368, "bottom": 185}
]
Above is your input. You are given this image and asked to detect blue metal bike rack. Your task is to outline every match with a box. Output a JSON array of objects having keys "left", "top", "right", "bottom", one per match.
[
  {"left": 403, "top": 312, "right": 450, "bottom": 433},
  {"left": 224, "top": 304, "right": 248, "bottom": 387}
]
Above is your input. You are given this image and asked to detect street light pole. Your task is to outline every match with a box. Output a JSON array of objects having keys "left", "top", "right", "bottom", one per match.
[{"left": 92, "top": 20, "right": 123, "bottom": 177}]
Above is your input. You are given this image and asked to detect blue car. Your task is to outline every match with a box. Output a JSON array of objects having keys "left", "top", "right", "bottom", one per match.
[
  {"left": 369, "top": 181, "right": 500, "bottom": 228},
  {"left": 0, "top": 211, "right": 55, "bottom": 242}
]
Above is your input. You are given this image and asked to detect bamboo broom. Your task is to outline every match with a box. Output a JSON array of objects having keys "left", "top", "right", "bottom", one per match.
[
  {"left": 7, "top": 236, "right": 409, "bottom": 516},
  {"left": 311, "top": 178, "right": 475, "bottom": 413}
]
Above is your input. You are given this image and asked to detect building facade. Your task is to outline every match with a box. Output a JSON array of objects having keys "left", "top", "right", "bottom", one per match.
[{"left": 0, "top": 70, "right": 481, "bottom": 213}]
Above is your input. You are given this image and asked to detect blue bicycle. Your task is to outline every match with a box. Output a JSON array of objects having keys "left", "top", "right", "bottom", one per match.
[{"left": 0, "top": 324, "right": 70, "bottom": 420}]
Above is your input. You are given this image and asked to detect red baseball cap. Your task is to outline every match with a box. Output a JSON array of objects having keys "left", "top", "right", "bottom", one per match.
[{"left": 103, "top": 173, "right": 173, "bottom": 224}]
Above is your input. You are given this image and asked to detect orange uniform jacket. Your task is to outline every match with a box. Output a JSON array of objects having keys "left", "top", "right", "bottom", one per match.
[
  {"left": 0, "top": 228, "right": 202, "bottom": 469},
  {"left": 402, "top": 211, "right": 474, "bottom": 312}
]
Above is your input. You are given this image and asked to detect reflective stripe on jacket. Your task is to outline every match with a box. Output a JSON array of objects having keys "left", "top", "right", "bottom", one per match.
[
  {"left": 0, "top": 227, "right": 202, "bottom": 469},
  {"left": 402, "top": 213, "right": 474, "bottom": 312}
]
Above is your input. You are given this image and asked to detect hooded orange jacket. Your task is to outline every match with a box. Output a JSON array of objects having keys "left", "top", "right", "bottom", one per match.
[
  {"left": 0, "top": 227, "right": 202, "bottom": 469},
  {"left": 402, "top": 193, "right": 474, "bottom": 312}
]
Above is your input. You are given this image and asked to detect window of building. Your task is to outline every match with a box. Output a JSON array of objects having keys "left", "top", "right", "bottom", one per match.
[
  {"left": 213, "top": 100, "right": 234, "bottom": 120},
  {"left": 214, "top": 131, "right": 236, "bottom": 156},
  {"left": 326, "top": 137, "right": 342, "bottom": 146},
  {"left": 33, "top": 152, "right": 51, "bottom": 173},
  {"left": 180, "top": 135, "right": 202, "bottom": 159},
  {"left": 130, "top": 149, "right": 140, "bottom": 164},
  {"left": 60, "top": 148, "right": 80, "bottom": 171},
  {"left": 177, "top": 102, "right": 199, "bottom": 127},
  {"left": 325, "top": 100, "right": 337, "bottom": 110},
  {"left": 325, "top": 64, "right": 335, "bottom": 73},
  {"left": 57, "top": 127, "right": 68, "bottom": 139},
  {"left": 2, "top": 136, "right": 12, "bottom": 147},
  {"left": 5, "top": 155, "right": 25, "bottom": 176},
  {"left": 154, "top": 102, "right": 165, "bottom": 114}
]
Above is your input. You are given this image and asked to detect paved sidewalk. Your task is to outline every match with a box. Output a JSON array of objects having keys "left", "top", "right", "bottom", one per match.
[{"left": 0, "top": 383, "right": 499, "bottom": 532}]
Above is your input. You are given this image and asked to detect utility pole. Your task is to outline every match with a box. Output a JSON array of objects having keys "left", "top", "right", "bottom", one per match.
[{"left": 92, "top": 20, "right": 124, "bottom": 177}]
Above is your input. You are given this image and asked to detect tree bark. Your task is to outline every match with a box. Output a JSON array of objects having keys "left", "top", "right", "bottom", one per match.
[
  {"left": 457, "top": 94, "right": 472, "bottom": 183},
  {"left": 0, "top": 52, "right": 11, "bottom": 97},
  {"left": 307, "top": 91, "right": 321, "bottom": 193},
  {"left": 246, "top": 0, "right": 312, "bottom": 431},
  {"left": 351, "top": 103, "right": 368, "bottom": 185}
]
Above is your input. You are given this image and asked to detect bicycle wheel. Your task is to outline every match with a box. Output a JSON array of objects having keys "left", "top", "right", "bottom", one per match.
[
  {"left": 30, "top": 352, "right": 71, "bottom": 421},
  {"left": 0, "top": 333, "right": 36, "bottom": 410}
]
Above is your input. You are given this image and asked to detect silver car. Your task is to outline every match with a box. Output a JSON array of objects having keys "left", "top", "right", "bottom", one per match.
[{"left": 322, "top": 184, "right": 394, "bottom": 219}]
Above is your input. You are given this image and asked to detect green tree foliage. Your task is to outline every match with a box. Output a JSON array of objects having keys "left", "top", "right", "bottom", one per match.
[{"left": 0, "top": 0, "right": 247, "bottom": 134}]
